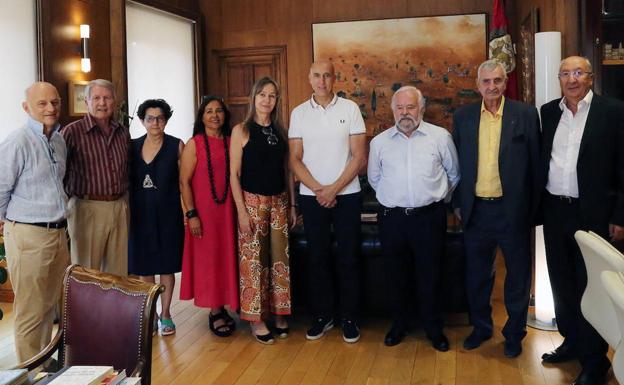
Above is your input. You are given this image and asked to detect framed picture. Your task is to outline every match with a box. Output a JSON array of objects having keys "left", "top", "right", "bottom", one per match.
[
  {"left": 68, "top": 80, "right": 88, "bottom": 116},
  {"left": 519, "top": 8, "right": 539, "bottom": 105},
  {"left": 312, "top": 13, "right": 488, "bottom": 136}
]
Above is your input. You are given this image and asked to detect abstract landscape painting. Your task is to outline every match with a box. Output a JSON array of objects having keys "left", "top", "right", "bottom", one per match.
[{"left": 313, "top": 14, "right": 487, "bottom": 135}]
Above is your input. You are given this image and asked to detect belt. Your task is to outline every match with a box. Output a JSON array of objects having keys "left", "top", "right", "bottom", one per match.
[
  {"left": 11, "top": 219, "right": 67, "bottom": 229},
  {"left": 475, "top": 196, "right": 502, "bottom": 202},
  {"left": 382, "top": 201, "right": 443, "bottom": 216},
  {"left": 79, "top": 193, "right": 123, "bottom": 201},
  {"left": 547, "top": 193, "right": 578, "bottom": 204}
]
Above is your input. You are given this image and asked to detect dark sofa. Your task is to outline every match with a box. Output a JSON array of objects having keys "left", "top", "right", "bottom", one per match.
[{"left": 288, "top": 178, "right": 468, "bottom": 316}]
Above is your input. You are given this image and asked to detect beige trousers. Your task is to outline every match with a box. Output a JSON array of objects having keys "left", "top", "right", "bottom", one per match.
[
  {"left": 67, "top": 198, "right": 128, "bottom": 276},
  {"left": 3, "top": 222, "right": 69, "bottom": 363}
]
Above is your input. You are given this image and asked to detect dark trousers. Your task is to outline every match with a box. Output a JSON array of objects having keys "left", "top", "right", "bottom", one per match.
[
  {"left": 299, "top": 192, "right": 361, "bottom": 320},
  {"left": 463, "top": 199, "right": 531, "bottom": 342},
  {"left": 378, "top": 202, "right": 446, "bottom": 337},
  {"left": 543, "top": 193, "right": 609, "bottom": 369}
]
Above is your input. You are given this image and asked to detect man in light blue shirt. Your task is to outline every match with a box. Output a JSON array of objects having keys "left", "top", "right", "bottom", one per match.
[
  {"left": 368, "top": 86, "right": 459, "bottom": 350},
  {"left": 0, "top": 82, "right": 70, "bottom": 362}
]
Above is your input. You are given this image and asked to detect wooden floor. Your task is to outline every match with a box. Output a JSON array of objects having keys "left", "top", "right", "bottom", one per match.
[{"left": 0, "top": 257, "right": 618, "bottom": 385}]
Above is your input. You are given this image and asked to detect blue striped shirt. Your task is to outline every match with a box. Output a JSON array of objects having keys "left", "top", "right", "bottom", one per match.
[{"left": 0, "top": 117, "right": 68, "bottom": 222}]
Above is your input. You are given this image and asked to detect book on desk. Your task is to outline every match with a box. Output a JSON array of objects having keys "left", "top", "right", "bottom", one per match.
[
  {"left": 36, "top": 366, "right": 140, "bottom": 385},
  {"left": 0, "top": 369, "right": 28, "bottom": 385}
]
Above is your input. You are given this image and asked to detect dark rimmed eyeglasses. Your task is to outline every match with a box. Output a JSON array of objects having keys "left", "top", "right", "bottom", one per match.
[
  {"left": 145, "top": 115, "right": 166, "bottom": 124},
  {"left": 262, "top": 126, "right": 278, "bottom": 146}
]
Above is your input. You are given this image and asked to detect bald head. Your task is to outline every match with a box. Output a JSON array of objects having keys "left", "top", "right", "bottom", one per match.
[
  {"left": 23, "top": 82, "right": 61, "bottom": 130},
  {"left": 309, "top": 60, "right": 336, "bottom": 98},
  {"left": 310, "top": 60, "right": 335, "bottom": 75}
]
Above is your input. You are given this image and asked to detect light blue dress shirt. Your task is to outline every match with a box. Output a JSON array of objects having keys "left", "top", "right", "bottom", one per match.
[
  {"left": 0, "top": 116, "right": 68, "bottom": 222},
  {"left": 368, "top": 121, "right": 460, "bottom": 208}
]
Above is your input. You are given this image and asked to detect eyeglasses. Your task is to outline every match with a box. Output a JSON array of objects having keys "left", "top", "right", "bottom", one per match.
[
  {"left": 262, "top": 126, "right": 278, "bottom": 146},
  {"left": 558, "top": 70, "right": 593, "bottom": 79},
  {"left": 145, "top": 115, "right": 166, "bottom": 124}
]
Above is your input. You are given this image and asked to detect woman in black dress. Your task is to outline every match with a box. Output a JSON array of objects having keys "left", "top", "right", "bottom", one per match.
[{"left": 128, "top": 99, "right": 184, "bottom": 336}]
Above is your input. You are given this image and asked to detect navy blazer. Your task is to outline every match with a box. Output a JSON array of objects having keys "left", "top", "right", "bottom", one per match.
[
  {"left": 540, "top": 94, "right": 624, "bottom": 232},
  {"left": 452, "top": 99, "right": 541, "bottom": 229}
]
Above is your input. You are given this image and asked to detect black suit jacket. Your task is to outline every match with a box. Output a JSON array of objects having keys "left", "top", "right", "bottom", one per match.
[
  {"left": 540, "top": 94, "right": 624, "bottom": 232},
  {"left": 452, "top": 99, "right": 541, "bottom": 229}
]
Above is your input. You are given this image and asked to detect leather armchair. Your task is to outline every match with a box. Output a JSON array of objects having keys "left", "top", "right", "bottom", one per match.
[
  {"left": 290, "top": 178, "right": 468, "bottom": 315},
  {"left": 601, "top": 270, "right": 624, "bottom": 383},
  {"left": 14, "top": 265, "right": 164, "bottom": 385},
  {"left": 575, "top": 230, "right": 624, "bottom": 348}
]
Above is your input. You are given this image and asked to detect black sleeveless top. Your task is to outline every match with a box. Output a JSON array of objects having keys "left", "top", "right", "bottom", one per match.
[
  {"left": 128, "top": 133, "right": 183, "bottom": 275},
  {"left": 241, "top": 121, "right": 287, "bottom": 195}
]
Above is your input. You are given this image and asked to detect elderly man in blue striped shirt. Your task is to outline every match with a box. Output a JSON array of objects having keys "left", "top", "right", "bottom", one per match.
[
  {"left": 368, "top": 86, "right": 460, "bottom": 350},
  {"left": 0, "top": 82, "right": 70, "bottom": 363}
]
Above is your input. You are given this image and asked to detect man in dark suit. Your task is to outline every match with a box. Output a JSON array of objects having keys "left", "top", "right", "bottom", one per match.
[
  {"left": 540, "top": 56, "right": 624, "bottom": 385},
  {"left": 452, "top": 59, "right": 540, "bottom": 358}
]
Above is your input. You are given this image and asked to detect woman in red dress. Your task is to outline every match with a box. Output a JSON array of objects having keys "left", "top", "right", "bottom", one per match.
[{"left": 179, "top": 96, "right": 239, "bottom": 337}]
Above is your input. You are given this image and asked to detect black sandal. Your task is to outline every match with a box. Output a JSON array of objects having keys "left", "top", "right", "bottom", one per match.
[
  {"left": 219, "top": 307, "right": 237, "bottom": 331},
  {"left": 209, "top": 311, "right": 234, "bottom": 337}
]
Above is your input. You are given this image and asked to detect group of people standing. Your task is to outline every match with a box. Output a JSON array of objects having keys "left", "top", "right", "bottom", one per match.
[{"left": 1, "top": 54, "right": 623, "bottom": 385}]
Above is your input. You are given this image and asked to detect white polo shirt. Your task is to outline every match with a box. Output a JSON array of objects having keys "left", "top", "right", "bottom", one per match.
[{"left": 289, "top": 94, "right": 366, "bottom": 196}]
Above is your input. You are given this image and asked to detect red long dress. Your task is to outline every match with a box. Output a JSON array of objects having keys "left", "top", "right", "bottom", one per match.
[{"left": 180, "top": 135, "right": 239, "bottom": 310}]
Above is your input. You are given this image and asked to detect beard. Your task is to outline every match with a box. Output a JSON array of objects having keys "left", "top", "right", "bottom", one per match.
[{"left": 396, "top": 115, "right": 420, "bottom": 133}]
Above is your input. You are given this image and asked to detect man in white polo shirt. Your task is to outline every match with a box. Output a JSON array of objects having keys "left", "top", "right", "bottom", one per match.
[{"left": 289, "top": 61, "right": 367, "bottom": 343}]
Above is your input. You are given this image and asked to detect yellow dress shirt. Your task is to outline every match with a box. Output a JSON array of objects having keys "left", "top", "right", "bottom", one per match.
[{"left": 475, "top": 96, "right": 504, "bottom": 197}]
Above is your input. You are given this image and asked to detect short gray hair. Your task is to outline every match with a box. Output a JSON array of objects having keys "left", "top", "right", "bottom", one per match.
[
  {"left": 85, "top": 79, "right": 116, "bottom": 100},
  {"left": 391, "top": 86, "right": 426, "bottom": 112},
  {"left": 477, "top": 60, "right": 507, "bottom": 80}
]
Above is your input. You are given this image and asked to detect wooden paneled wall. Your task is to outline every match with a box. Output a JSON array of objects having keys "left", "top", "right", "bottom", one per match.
[
  {"left": 515, "top": 0, "right": 580, "bottom": 58},
  {"left": 39, "top": 0, "right": 113, "bottom": 125},
  {"left": 200, "top": 0, "right": 517, "bottom": 119},
  {"left": 38, "top": 0, "right": 200, "bottom": 125},
  {"left": 37, "top": 0, "right": 581, "bottom": 125}
]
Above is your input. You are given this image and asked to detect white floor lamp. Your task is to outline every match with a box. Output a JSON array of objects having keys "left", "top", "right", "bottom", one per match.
[{"left": 528, "top": 31, "right": 561, "bottom": 331}]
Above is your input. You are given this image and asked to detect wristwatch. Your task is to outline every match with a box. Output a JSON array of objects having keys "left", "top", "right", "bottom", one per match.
[{"left": 185, "top": 209, "right": 198, "bottom": 219}]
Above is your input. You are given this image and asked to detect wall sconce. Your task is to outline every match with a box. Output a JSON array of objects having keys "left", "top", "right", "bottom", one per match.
[{"left": 80, "top": 24, "right": 91, "bottom": 73}]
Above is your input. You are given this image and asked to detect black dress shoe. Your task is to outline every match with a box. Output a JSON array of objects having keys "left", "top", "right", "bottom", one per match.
[
  {"left": 573, "top": 365, "right": 610, "bottom": 385},
  {"left": 428, "top": 333, "right": 450, "bottom": 352},
  {"left": 384, "top": 325, "right": 407, "bottom": 346},
  {"left": 541, "top": 342, "right": 576, "bottom": 363},
  {"left": 504, "top": 340, "right": 522, "bottom": 358},
  {"left": 463, "top": 330, "right": 492, "bottom": 350}
]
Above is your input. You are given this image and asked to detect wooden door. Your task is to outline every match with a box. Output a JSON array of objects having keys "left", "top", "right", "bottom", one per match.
[{"left": 214, "top": 46, "right": 288, "bottom": 126}]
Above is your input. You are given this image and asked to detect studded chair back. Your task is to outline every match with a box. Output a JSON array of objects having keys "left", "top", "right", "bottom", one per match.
[{"left": 60, "top": 265, "right": 162, "bottom": 384}]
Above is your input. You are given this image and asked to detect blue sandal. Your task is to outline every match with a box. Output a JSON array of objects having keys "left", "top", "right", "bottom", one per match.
[{"left": 160, "top": 317, "right": 176, "bottom": 336}]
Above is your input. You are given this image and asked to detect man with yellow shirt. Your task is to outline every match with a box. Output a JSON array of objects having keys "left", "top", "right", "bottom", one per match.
[{"left": 452, "top": 60, "right": 540, "bottom": 358}]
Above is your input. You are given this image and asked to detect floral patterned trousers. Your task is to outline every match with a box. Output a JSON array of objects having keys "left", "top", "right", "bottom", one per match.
[{"left": 239, "top": 191, "right": 291, "bottom": 321}]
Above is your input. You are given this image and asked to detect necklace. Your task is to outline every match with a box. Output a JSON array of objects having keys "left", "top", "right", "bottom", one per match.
[{"left": 201, "top": 132, "right": 229, "bottom": 204}]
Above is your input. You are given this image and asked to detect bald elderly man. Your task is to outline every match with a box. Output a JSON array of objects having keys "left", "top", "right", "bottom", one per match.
[{"left": 0, "top": 82, "right": 70, "bottom": 362}]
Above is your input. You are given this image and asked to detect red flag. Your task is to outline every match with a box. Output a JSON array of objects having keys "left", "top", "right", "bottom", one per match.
[{"left": 489, "top": 0, "right": 519, "bottom": 99}]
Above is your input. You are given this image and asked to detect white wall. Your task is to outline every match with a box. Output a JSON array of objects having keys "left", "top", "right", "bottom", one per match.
[
  {"left": 126, "top": 1, "right": 196, "bottom": 142},
  {"left": 0, "top": 0, "right": 37, "bottom": 142}
]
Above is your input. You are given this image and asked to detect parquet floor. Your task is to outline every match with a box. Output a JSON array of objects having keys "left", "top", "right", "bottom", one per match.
[{"left": 0, "top": 257, "right": 618, "bottom": 385}]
